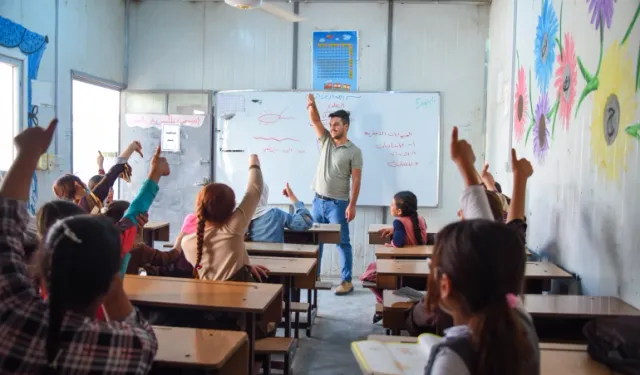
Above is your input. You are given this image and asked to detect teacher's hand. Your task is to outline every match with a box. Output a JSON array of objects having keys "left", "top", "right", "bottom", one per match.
[{"left": 345, "top": 203, "right": 356, "bottom": 222}]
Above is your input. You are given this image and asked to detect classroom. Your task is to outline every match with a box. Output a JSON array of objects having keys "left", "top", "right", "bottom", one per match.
[{"left": 0, "top": 0, "right": 639, "bottom": 374}]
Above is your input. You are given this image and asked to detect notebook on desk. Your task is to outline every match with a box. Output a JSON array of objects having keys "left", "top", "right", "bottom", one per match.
[{"left": 351, "top": 334, "right": 443, "bottom": 375}]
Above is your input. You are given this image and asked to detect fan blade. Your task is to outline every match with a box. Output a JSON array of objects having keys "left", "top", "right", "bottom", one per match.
[{"left": 259, "top": 3, "right": 305, "bottom": 22}]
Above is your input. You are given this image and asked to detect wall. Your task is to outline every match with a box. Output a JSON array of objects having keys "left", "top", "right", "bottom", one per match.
[
  {"left": 128, "top": 0, "right": 490, "bottom": 278},
  {"left": 486, "top": 0, "right": 640, "bottom": 307},
  {"left": 0, "top": 0, "right": 125, "bottom": 206}
]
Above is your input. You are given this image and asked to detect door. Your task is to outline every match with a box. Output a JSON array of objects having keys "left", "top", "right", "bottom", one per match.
[{"left": 120, "top": 91, "right": 212, "bottom": 242}]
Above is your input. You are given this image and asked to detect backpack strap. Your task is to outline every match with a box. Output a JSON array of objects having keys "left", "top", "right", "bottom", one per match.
[{"left": 424, "top": 335, "right": 477, "bottom": 375}]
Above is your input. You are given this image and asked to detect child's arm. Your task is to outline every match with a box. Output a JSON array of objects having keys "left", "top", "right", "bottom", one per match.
[
  {"left": 90, "top": 141, "right": 142, "bottom": 203},
  {"left": 229, "top": 155, "right": 263, "bottom": 234},
  {"left": 122, "top": 147, "right": 170, "bottom": 222},
  {"left": 450, "top": 127, "right": 492, "bottom": 220},
  {"left": 0, "top": 120, "right": 57, "bottom": 302},
  {"left": 97, "top": 150, "right": 105, "bottom": 175},
  {"left": 507, "top": 149, "right": 533, "bottom": 223},
  {"left": 390, "top": 220, "right": 407, "bottom": 247}
]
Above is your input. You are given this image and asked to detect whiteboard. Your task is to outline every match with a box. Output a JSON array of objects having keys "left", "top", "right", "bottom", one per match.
[{"left": 214, "top": 91, "right": 441, "bottom": 207}]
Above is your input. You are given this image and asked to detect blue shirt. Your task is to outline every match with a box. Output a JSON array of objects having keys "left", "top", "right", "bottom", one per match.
[
  {"left": 392, "top": 219, "right": 407, "bottom": 247},
  {"left": 248, "top": 201, "right": 313, "bottom": 243}
]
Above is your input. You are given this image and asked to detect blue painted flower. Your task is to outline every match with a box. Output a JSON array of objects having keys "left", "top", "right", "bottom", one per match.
[{"left": 534, "top": 0, "right": 559, "bottom": 92}]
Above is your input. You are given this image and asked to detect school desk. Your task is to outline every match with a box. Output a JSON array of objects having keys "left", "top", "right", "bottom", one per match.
[
  {"left": 375, "top": 244, "right": 434, "bottom": 259},
  {"left": 375, "top": 259, "right": 430, "bottom": 290},
  {"left": 381, "top": 290, "right": 416, "bottom": 335},
  {"left": 245, "top": 242, "right": 320, "bottom": 337},
  {"left": 153, "top": 325, "right": 248, "bottom": 374},
  {"left": 540, "top": 343, "right": 615, "bottom": 375},
  {"left": 525, "top": 294, "right": 640, "bottom": 343},
  {"left": 249, "top": 256, "right": 316, "bottom": 339},
  {"left": 283, "top": 223, "right": 341, "bottom": 245},
  {"left": 142, "top": 221, "right": 170, "bottom": 248},
  {"left": 525, "top": 261, "right": 573, "bottom": 294},
  {"left": 124, "top": 275, "right": 282, "bottom": 375}
]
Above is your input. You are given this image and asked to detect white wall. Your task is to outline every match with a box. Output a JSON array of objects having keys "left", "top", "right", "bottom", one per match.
[
  {"left": 128, "top": 1, "right": 490, "bottom": 278},
  {"left": 0, "top": 0, "right": 125, "bottom": 206},
  {"left": 486, "top": 0, "right": 640, "bottom": 307}
]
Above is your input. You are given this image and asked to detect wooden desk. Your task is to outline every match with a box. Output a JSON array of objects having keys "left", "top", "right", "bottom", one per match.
[
  {"left": 245, "top": 242, "right": 318, "bottom": 258},
  {"left": 381, "top": 290, "right": 414, "bottom": 334},
  {"left": 525, "top": 262, "right": 573, "bottom": 280},
  {"left": 376, "top": 259, "right": 429, "bottom": 290},
  {"left": 368, "top": 224, "right": 392, "bottom": 245},
  {"left": 249, "top": 256, "right": 316, "bottom": 339},
  {"left": 124, "top": 275, "right": 282, "bottom": 375},
  {"left": 143, "top": 221, "right": 170, "bottom": 247},
  {"left": 541, "top": 344, "right": 614, "bottom": 375},
  {"left": 284, "top": 223, "right": 341, "bottom": 244},
  {"left": 153, "top": 326, "right": 248, "bottom": 374},
  {"left": 526, "top": 294, "right": 640, "bottom": 343},
  {"left": 375, "top": 245, "right": 434, "bottom": 259}
]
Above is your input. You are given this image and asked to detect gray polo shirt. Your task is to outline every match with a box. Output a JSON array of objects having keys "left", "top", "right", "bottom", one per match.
[{"left": 312, "top": 129, "right": 363, "bottom": 201}]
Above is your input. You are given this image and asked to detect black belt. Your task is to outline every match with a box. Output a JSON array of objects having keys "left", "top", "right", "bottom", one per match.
[{"left": 316, "top": 193, "right": 336, "bottom": 201}]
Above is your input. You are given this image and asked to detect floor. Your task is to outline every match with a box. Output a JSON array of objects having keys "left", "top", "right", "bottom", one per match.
[{"left": 291, "top": 283, "right": 385, "bottom": 375}]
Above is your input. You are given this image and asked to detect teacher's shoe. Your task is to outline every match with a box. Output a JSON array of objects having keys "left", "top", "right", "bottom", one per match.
[{"left": 335, "top": 281, "right": 354, "bottom": 295}]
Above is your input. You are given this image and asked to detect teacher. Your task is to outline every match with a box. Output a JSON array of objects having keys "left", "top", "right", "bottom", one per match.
[{"left": 307, "top": 94, "right": 363, "bottom": 296}]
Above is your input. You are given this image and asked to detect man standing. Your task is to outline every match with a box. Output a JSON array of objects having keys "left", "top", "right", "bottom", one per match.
[{"left": 307, "top": 94, "right": 362, "bottom": 295}]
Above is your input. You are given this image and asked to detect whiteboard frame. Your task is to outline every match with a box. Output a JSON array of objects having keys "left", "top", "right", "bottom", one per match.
[{"left": 213, "top": 90, "right": 442, "bottom": 208}]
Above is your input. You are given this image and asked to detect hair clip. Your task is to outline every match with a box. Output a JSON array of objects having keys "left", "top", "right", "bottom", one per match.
[
  {"left": 61, "top": 222, "right": 82, "bottom": 244},
  {"left": 196, "top": 264, "right": 203, "bottom": 270}
]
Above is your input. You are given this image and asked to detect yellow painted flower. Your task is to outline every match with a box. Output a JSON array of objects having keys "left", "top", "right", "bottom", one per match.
[{"left": 590, "top": 43, "right": 637, "bottom": 183}]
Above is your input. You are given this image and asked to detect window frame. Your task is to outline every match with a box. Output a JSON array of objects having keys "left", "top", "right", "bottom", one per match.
[{"left": 0, "top": 53, "right": 25, "bottom": 171}]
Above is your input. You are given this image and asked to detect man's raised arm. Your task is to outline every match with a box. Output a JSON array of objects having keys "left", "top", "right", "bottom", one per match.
[{"left": 307, "top": 93, "right": 326, "bottom": 139}]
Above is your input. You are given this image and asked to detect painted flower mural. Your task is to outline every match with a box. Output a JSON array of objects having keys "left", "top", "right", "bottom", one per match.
[
  {"left": 514, "top": 66, "right": 529, "bottom": 143},
  {"left": 590, "top": 43, "right": 637, "bottom": 182},
  {"left": 554, "top": 33, "right": 577, "bottom": 130},
  {"left": 534, "top": 0, "right": 559, "bottom": 92},
  {"left": 533, "top": 92, "right": 551, "bottom": 163},
  {"left": 587, "top": 0, "right": 615, "bottom": 30}
]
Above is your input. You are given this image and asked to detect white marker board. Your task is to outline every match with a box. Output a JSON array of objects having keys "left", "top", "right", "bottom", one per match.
[{"left": 214, "top": 91, "right": 441, "bottom": 206}]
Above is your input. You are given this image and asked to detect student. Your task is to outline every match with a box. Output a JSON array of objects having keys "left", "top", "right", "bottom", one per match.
[
  {"left": 182, "top": 154, "right": 270, "bottom": 282},
  {"left": 247, "top": 183, "right": 313, "bottom": 242},
  {"left": 361, "top": 191, "right": 428, "bottom": 322},
  {"left": 423, "top": 219, "right": 539, "bottom": 375},
  {"left": 103, "top": 200, "right": 184, "bottom": 275},
  {"left": 406, "top": 128, "right": 533, "bottom": 336},
  {"left": 53, "top": 141, "right": 142, "bottom": 214},
  {"left": 88, "top": 151, "right": 114, "bottom": 207},
  {"left": 0, "top": 119, "right": 158, "bottom": 373}
]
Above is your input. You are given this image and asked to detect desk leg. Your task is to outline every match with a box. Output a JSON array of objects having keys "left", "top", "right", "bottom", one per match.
[
  {"left": 246, "top": 313, "right": 256, "bottom": 375},
  {"left": 284, "top": 276, "right": 292, "bottom": 338}
]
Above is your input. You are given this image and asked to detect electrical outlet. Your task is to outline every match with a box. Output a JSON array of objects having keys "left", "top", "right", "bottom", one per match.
[{"left": 36, "top": 154, "right": 48, "bottom": 171}]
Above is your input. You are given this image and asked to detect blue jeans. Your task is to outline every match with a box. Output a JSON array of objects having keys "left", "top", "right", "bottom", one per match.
[{"left": 312, "top": 195, "right": 352, "bottom": 282}]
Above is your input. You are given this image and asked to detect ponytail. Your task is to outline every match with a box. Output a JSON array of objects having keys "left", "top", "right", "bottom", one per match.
[
  {"left": 471, "top": 298, "right": 532, "bottom": 375},
  {"left": 409, "top": 212, "right": 424, "bottom": 245},
  {"left": 46, "top": 232, "right": 70, "bottom": 374},
  {"left": 193, "top": 209, "right": 206, "bottom": 279}
]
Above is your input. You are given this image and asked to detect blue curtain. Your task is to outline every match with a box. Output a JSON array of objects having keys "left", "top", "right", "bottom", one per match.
[{"left": 0, "top": 16, "right": 48, "bottom": 214}]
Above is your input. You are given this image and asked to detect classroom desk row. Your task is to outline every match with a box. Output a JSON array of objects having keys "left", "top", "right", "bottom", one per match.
[
  {"left": 361, "top": 336, "right": 620, "bottom": 375},
  {"left": 375, "top": 260, "right": 572, "bottom": 291},
  {"left": 381, "top": 290, "right": 640, "bottom": 340}
]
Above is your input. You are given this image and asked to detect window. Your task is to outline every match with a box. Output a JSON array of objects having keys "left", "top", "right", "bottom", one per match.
[
  {"left": 72, "top": 79, "right": 121, "bottom": 197},
  {"left": 0, "top": 59, "right": 20, "bottom": 172}
]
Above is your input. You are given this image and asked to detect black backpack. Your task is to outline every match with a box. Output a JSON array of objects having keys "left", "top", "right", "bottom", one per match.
[{"left": 584, "top": 317, "right": 640, "bottom": 375}]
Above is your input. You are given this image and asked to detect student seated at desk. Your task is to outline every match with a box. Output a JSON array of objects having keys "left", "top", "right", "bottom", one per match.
[
  {"left": 406, "top": 128, "right": 532, "bottom": 337},
  {"left": 246, "top": 183, "right": 313, "bottom": 242},
  {"left": 361, "top": 191, "right": 428, "bottom": 322},
  {"left": 0, "top": 120, "right": 158, "bottom": 373}
]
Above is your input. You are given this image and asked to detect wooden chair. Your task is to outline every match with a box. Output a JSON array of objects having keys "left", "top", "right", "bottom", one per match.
[{"left": 256, "top": 337, "right": 296, "bottom": 375}]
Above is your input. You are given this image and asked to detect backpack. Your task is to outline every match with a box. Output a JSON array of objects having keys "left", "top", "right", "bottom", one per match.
[{"left": 584, "top": 317, "right": 640, "bottom": 375}]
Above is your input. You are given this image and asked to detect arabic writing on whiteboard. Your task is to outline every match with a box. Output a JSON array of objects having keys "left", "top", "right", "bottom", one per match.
[
  {"left": 364, "top": 130, "right": 413, "bottom": 138},
  {"left": 125, "top": 114, "right": 205, "bottom": 129}
]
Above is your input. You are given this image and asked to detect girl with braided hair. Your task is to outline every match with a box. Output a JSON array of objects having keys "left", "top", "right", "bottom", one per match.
[{"left": 182, "top": 154, "right": 269, "bottom": 282}]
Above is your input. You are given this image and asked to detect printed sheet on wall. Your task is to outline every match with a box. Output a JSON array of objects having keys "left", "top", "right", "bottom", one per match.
[
  {"left": 214, "top": 91, "right": 441, "bottom": 207},
  {"left": 312, "top": 30, "right": 358, "bottom": 92}
]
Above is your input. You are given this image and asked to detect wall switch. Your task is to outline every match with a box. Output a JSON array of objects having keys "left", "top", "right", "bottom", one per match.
[{"left": 37, "top": 154, "right": 48, "bottom": 171}]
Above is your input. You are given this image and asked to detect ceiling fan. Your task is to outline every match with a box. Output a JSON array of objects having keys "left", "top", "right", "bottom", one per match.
[{"left": 224, "top": 0, "right": 304, "bottom": 22}]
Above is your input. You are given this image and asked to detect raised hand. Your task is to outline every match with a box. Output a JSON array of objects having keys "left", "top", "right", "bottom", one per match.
[
  {"left": 450, "top": 126, "right": 475, "bottom": 166},
  {"left": 511, "top": 148, "right": 533, "bottom": 179},
  {"left": 249, "top": 154, "right": 260, "bottom": 167},
  {"left": 150, "top": 146, "right": 170, "bottom": 179},
  {"left": 97, "top": 150, "right": 104, "bottom": 168},
  {"left": 14, "top": 119, "right": 57, "bottom": 159},
  {"left": 130, "top": 141, "right": 143, "bottom": 158},
  {"left": 307, "top": 93, "right": 316, "bottom": 109}
]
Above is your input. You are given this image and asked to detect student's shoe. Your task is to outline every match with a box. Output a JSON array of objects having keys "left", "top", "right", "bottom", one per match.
[
  {"left": 372, "top": 313, "right": 383, "bottom": 324},
  {"left": 334, "top": 281, "right": 354, "bottom": 295}
]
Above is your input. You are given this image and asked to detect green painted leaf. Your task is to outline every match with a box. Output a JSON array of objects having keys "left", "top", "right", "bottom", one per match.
[{"left": 625, "top": 123, "right": 640, "bottom": 140}]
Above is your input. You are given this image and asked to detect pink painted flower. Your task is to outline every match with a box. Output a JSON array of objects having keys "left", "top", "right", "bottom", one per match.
[
  {"left": 554, "top": 33, "right": 577, "bottom": 130},
  {"left": 514, "top": 66, "right": 529, "bottom": 143}
]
